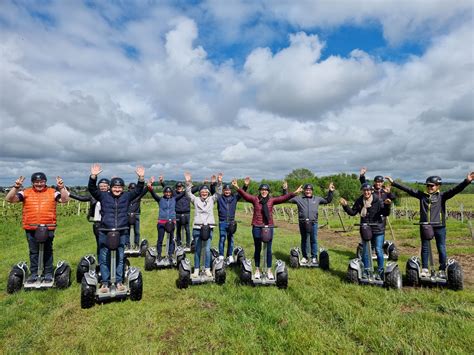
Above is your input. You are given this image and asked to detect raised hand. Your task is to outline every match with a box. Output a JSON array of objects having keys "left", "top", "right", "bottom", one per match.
[
  {"left": 244, "top": 176, "right": 250, "bottom": 186},
  {"left": 217, "top": 172, "right": 223, "bottom": 183},
  {"left": 159, "top": 175, "right": 164, "bottom": 183},
  {"left": 360, "top": 167, "right": 367, "bottom": 176},
  {"left": 91, "top": 163, "right": 102, "bottom": 177},
  {"left": 340, "top": 198, "right": 348, "bottom": 206},
  {"left": 294, "top": 185, "right": 303, "bottom": 194},
  {"left": 385, "top": 176, "right": 394, "bottom": 184},
  {"left": 135, "top": 166, "right": 145, "bottom": 178},
  {"left": 384, "top": 198, "right": 392, "bottom": 205},
  {"left": 211, "top": 175, "right": 216, "bottom": 184},
  {"left": 328, "top": 182, "right": 335, "bottom": 191},
  {"left": 282, "top": 181, "right": 288, "bottom": 190},
  {"left": 231, "top": 178, "right": 239, "bottom": 188},
  {"left": 56, "top": 176, "right": 65, "bottom": 189},
  {"left": 184, "top": 172, "right": 192, "bottom": 183},
  {"left": 14, "top": 176, "right": 25, "bottom": 188},
  {"left": 148, "top": 176, "right": 155, "bottom": 188},
  {"left": 467, "top": 172, "right": 474, "bottom": 182}
]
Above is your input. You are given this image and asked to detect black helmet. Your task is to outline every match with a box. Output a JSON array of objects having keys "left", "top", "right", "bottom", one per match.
[
  {"left": 223, "top": 184, "right": 232, "bottom": 190},
  {"left": 175, "top": 182, "right": 184, "bottom": 188},
  {"left": 163, "top": 186, "right": 173, "bottom": 193},
  {"left": 426, "top": 176, "right": 442, "bottom": 185},
  {"left": 361, "top": 183, "right": 372, "bottom": 191},
  {"left": 110, "top": 177, "right": 125, "bottom": 187},
  {"left": 259, "top": 183, "right": 270, "bottom": 191},
  {"left": 31, "top": 172, "right": 47, "bottom": 182},
  {"left": 98, "top": 178, "right": 110, "bottom": 186},
  {"left": 373, "top": 175, "right": 384, "bottom": 182},
  {"left": 199, "top": 185, "right": 210, "bottom": 192},
  {"left": 128, "top": 182, "right": 137, "bottom": 190},
  {"left": 303, "top": 183, "right": 313, "bottom": 190}
]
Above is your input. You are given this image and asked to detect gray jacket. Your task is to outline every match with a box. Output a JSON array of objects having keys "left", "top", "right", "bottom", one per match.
[
  {"left": 186, "top": 183, "right": 222, "bottom": 229},
  {"left": 289, "top": 191, "right": 333, "bottom": 222}
]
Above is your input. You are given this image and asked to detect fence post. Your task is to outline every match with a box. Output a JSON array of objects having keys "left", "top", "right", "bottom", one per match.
[
  {"left": 77, "top": 202, "right": 81, "bottom": 216},
  {"left": 468, "top": 220, "right": 473, "bottom": 240},
  {"left": 460, "top": 204, "right": 464, "bottom": 223}
]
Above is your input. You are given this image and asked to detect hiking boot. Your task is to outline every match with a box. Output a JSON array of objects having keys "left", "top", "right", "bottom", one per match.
[
  {"left": 301, "top": 257, "right": 308, "bottom": 264},
  {"left": 191, "top": 269, "right": 199, "bottom": 278},
  {"left": 43, "top": 274, "right": 54, "bottom": 283},
  {"left": 205, "top": 268, "right": 212, "bottom": 277},
  {"left": 116, "top": 283, "right": 126, "bottom": 291},
  {"left": 420, "top": 268, "right": 429, "bottom": 277},
  {"left": 254, "top": 269, "right": 261, "bottom": 279},
  {"left": 26, "top": 274, "right": 38, "bottom": 284},
  {"left": 100, "top": 283, "right": 109, "bottom": 293}
]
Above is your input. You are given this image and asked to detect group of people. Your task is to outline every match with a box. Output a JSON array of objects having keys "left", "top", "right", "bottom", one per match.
[{"left": 5, "top": 165, "right": 473, "bottom": 291}]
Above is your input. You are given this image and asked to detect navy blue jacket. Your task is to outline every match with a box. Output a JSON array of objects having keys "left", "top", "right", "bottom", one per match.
[
  {"left": 88, "top": 176, "right": 144, "bottom": 229},
  {"left": 160, "top": 182, "right": 198, "bottom": 214},
  {"left": 217, "top": 186, "right": 247, "bottom": 222},
  {"left": 128, "top": 187, "right": 148, "bottom": 214},
  {"left": 149, "top": 187, "right": 185, "bottom": 221}
]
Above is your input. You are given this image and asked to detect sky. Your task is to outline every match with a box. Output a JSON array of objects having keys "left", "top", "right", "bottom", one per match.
[{"left": 0, "top": 0, "right": 473, "bottom": 186}]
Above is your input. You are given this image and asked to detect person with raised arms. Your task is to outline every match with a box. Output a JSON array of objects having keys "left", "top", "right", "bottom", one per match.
[
  {"left": 232, "top": 178, "right": 302, "bottom": 280},
  {"left": 125, "top": 182, "right": 149, "bottom": 250}
]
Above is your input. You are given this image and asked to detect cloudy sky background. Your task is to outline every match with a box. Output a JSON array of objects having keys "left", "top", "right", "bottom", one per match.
[{"left": 0, "top": 0, "right": 473, "bottom": 186}]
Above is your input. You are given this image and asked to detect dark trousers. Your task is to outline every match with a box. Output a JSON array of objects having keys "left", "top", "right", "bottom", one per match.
[
  {"left": 176, "top": 213, "right": 190, "bottom": 246},
  {"left": 92, "top": 222, "right": 100, "bottom": 256},
  {"left": 252, "top": 226, "right": 273, "bottom": 268},
  {"left": 26, "top": 230, "right": 55, "bottom": 276},
  {"left": 157, "top": 224, "right": 175, "bottom": 257},
  {"left": 421, "top": 226, "right": 447, "bottom": 270}
]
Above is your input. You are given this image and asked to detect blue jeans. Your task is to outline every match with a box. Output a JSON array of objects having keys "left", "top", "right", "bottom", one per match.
[
  {"left": 421, "top": 226, "right": 446, "bottom": 270},
  {"left": 157, "top": 223, "right": 175, "bottom": 257},
  {"left": 125, "top": 215, "right": 140, "bottom": 246},
  {"left": 218, "top": 221, "right": 234, "bottom": 257},
  {"left": 298, "top": 221, "right": 318, "bottom": 258},
  {"left": 252, "top": 226, "right": 273, "bottom": 268},
  {"left": 26, "top": 230, "right": 55, "bottom": 276},
  {"left": 361, "top": 233, "right": 384, "bottom": 273},
  {"left": 98, "top": 231, "right": 126, "bottom": 284},
  {"left": 193, "top": 228, "right": 212, "bottom": 269}
]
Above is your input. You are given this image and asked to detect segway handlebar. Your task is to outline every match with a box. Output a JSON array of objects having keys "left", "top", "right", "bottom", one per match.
[
  {"left": 28, "top": 223, "right": 57, "bottom": 227},
  {"left": 98, "top": 227, "right": 129, "bottom": 232},
  {"left": 413, "top": 222, "right": 442, "bottom": 226},
  {"left": 354, "top": 223, "right": 379, "bottom": 227}
]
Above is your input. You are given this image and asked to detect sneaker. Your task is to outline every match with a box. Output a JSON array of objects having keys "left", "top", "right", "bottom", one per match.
[
  {"left": 362, "top": 270, "right": 370, "bottom": 279},
  {"left": 43, "top": 274, "right": 54, "bottom": 283},
  {"left": 420, "top": 268, "right": 429, "bottom": 277},
  {"left": 192, "top": 269, "right": 199, "bottom": 278},
  {"left": 227, "top": 255, "right": 234, "bottom": 264},
  {"left": 116, "top": 283, "right": 126, "bottom": 291},
  {"left": 100, "top": 283, "right": 109, "bottom": 293},
  {"left": 26, "top": 274, "right": 38, "bottom": 284},
  {"left": 125, "top": 244, "right": 131, "bottom": 250},
  {"left": 205, "top": 268, "right": 212, "bottom": 277},
  {"left": 438, "top": 270, "right": 446, "bottom": 279},
  {"left": 375, "top": 270, "right": 384, "bottom": 281},
  {"left": 267, "top": 270, "right": 274, "bottom": 280},
  {"left": 301, "top": 257, "right": 308, "bottom": 264},
  {"left": 186, "top": 244, "right": 191, "bottom": 249},
  {"left": 254, "top": 269, "right": 261, "bottom": 279},
  {"left": 311, "top": 258, "right": 318, "bottom": 264}
]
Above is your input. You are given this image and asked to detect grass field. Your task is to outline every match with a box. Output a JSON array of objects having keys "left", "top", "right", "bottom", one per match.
[{"left": 0, "top": 200, "right": 473, "bottom": 353}]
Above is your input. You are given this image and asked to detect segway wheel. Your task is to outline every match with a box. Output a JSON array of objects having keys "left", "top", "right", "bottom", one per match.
[
  {"left": 240, "top": 265, "right": 252, "bottom": 285},
  {"left": 289, "top": 254, "right": 299, "bottom": 268},
  {"left": 276, "top": 267, "right": 288, "bottom": 289},
  {"left": 76, "top": 257, "right": 90, "bottom": 283},
  {"left": 319, "top": 250, "right": 330, "bottom": 271},
  {"left": 388, "top": 245, "right": 399, "bottom": 262},
  {"left": 140, "top": 239, "right": 148, "bottom": 257},
  {"left": 55, "top": 264, "right": 72, "bottom": 289},
  {"left": 447, "top": 263, "right": 464, "bottom": 291},
  {"left": 215, "top": 267, "right": 226, "bottom": 285},
  {"left": 385, "top": 267, "right": 402, "bottom": 290},
  {"left": 176, "top": 253, "right": 185, "bottom": 265},
  {"left": 144, "top": 249, "right": 156, "bottom": 271},
  {"left": 235, "top": 249, "right": 245, "bottom": 264},
  {"left": 356, "top": 243, "right": 363, "bottom": 259},
  {"left": 405, "top": 260, "right": 419, "bottom": 287},
  {"left": 80, "top": 278, "right": 96, "bottom": 309},
  {"left": 347, "top": 267, "right": 359, "bottom": 284},
  {"left": 177, "top": 262, "right": 190, "bottom": 289},
  {"left": 129, "top": 272, "right": 143, "bottom": 301},
  {"left": 7, "top": 270, "right": 23, "bottom": 294}
]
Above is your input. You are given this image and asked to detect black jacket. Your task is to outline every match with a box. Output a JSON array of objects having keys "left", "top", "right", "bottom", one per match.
[
  {"left": 342, "top": 194, "right": 391, "bottom": 234},
  {"left": 360, "top": 175, "right": 396, "bottom": 201},
  {"left": 69, "top": 191, "right": 97, "bottom": 220}
]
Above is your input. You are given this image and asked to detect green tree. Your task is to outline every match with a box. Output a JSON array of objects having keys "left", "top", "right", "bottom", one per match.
[{"left": 285, "top": 168, "right": 315, "bottom": 180}]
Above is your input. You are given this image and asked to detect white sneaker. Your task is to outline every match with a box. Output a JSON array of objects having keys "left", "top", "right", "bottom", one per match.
[
  {"left": 192, "top": 269, "right": 199, "bottom": 278},
  {"left": 227, "top": 255, "right": 234, "bottom": 264},
  {"left": 420, "top": 268, "right": 429, "bottom": 277},
  {"left": 301, "top": 257, "right": 308, "bottom": 264},
  {"left": 267, "top": 270, "right": 274, "bottom": 280},
  {"left": 205, "top": 268, "right": 212, "bottom": 277},
  {"left": 311, "top": 258, "right": 318, "bottom": 264},
  {"left": 254, "top": 269, "right": 261, "bottom": 279}
]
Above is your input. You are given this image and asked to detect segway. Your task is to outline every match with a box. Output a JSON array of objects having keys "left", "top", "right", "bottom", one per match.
[
  {"left": 145, "top": 220, "right": 185, "bottom": 270},
  {"left": 405, "top": 222, "right": 463, "bottom": 290},
  {"left": 124, "top": 212, "right": 148, "bottom": 257},
  {"left": 177, "top": 224, "right": 226, "bottom": 288},
  {"left": 81, "top": 227, "right": 143, "bottom": 308},
  {"left": 7, "top": 224, "right": 71, "bottom": 293},
  {"left": 346, "top": 223, "right": 402, "bottom": 289},
  {"left": 240, "top": 226, "right": 288, "bottom": 289},
  {"left": 289, "top": 219, "right": 329, "bottom": 270}
]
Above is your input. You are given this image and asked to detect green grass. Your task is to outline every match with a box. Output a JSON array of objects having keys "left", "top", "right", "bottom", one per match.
[{"left": 0, "top": 201, "right": 473, "bottom": 353}]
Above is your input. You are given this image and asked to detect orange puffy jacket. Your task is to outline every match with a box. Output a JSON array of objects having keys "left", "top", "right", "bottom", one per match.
[{"left": 22, "top": 187, "right": 57, "bottom": 230}]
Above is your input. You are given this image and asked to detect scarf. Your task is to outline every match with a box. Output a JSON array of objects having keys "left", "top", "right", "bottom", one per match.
[
  {"left": 259, "top": 195, "right": 270, "bottom": 225},
  {"left": 361, "top": 195, "right": 373, "bottom": 218}
]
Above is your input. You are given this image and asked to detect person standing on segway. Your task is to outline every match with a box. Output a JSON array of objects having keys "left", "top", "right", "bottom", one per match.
[
  {"left": 233, "top": 179, "right": 302, "bottom": 280},
  {"left": 88, "top": 163, "right": 146, "bottom": 293},
  {"left": 147, "top": 177, "right": 187, "bottom": 261},
  {"left": 184, "top": 172, "right": 223, "bottom": 278},
  {"left": 216, "top": 177, "right": 250, "bottom": 261},
  {"left": 125, "top": 182, "right": 148, "bottom": 250},
  {"left": 5, "top": 173, "right": 70, "bottom": 283},
  {"left": 340, "top": 183, "right": 392, "bottom": 280},
  {"left": 69, "top": 178, "right": 110, "bottom": 256},
  {"left": 386, "top": 172, "right": 474, "bottom": 278},
  {"left": 285, "top": 181, "right": 335, "bottom": 264}
]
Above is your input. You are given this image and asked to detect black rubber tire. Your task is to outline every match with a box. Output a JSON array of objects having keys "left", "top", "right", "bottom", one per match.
[
  {"left": 215, "top": 267, "right": 226, "bottom": 285},
  {"left": 7, "top": 271, "right": 23, "bottom": 294},
  {"left": 176, "top": 252, "right": 185, "bottom": 265},
  {"left": 55, "top": 265, "right": 72, "bottom": 289},
  {"left": 276, "top": 268, "right": 288, "bottom": 289},
  {"left": 240, "top": 264, "right": 252, "bottom": 285},
  {"left": 140, "top": 239, "right": 148, "bottom": 257},
  {"left": 356, "top": 243, "right": 363, "bottom": 259},
  {"left": 129, "top": 273, "right": 143, "bottom": 301},
  {"left": 236, "top": 250, "right": 245, "bottom": 264},
  {"left": 388, "top": 245, "right": 399, "bottom": 262},
  {"left": 347, "top": 267, "right": 359, "bottom": 284},
  {"left": 177, "top": 262, "right": 190, "bottom": 289},
  {"left": 405, "top": 260, "right": 419, "bottom": 287},
  {"left": 289, "top": 255, "right": 299, "bottom": 268},
  {"left": 319, "top": 251, "right": 330, "bottom": 271},
  {"left": 447, "top": 263, "right": 464, "bottom": 291},
  {"left": 385, "top": 267, "right": 402, "bottom": 289},
  {"left": 80, "top": 278, "right": 96, "bottom": 309},
  {"left": 144, "top": 249, "right": 156, "bottom": 271},
  {"left": 76, "top": 257, "right": 90, "bottom": 283}
]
